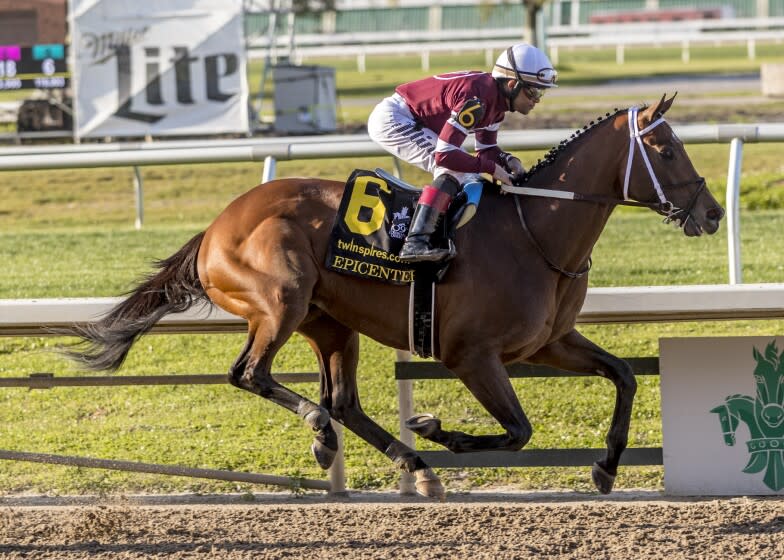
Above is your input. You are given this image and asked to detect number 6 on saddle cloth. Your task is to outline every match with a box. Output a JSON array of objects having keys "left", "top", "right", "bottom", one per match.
[{"left": 324, "top": 168, "right": 486, "bottom": 357}]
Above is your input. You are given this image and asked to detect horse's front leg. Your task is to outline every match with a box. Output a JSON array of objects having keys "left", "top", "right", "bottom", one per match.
[
  {"left": 406, "top": 353, "right": 533, "bottom": 453},
  {"left": 528, "top": 328, "right": 637, "bottom": 494}
]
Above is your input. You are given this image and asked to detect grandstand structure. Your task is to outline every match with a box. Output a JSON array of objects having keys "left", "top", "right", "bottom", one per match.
[{"left": 244, "top": 0, "right": 784, "bottom": 40}]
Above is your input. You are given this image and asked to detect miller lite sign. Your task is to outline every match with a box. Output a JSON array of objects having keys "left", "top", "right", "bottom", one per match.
[{"left": 70, "top": 0, "right": 248, "bottom": 138}]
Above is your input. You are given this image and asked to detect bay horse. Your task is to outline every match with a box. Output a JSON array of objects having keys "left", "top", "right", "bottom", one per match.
[{"left": 62, "top": 95, "right": 724, "bottom": 499}]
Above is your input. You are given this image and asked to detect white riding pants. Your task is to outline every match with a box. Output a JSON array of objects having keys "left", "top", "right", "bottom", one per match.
[{"left": 367, "top": 93, "right": 481, "bottom": 185}]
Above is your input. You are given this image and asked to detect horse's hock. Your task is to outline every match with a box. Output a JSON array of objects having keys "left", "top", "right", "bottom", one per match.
[{"left": 761, "top": 64, "right": 784, "bottom": 97}]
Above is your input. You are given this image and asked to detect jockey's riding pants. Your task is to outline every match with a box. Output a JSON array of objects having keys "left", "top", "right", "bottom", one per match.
[{"left": 367, "top": 93, "right": 482, "bottom": 185}]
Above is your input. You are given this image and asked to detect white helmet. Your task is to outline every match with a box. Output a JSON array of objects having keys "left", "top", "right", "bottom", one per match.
[{"left": 492, "top": 43, "right": 558, "bottom": 88}]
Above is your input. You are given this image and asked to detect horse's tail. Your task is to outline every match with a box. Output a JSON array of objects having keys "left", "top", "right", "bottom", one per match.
[{"left": 60, "top": 231, "right": 209, "bottom": 372}]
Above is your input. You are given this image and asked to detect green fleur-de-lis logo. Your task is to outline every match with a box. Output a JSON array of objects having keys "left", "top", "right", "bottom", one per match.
[{"left": 710, "top": 341, "right": 784, "bottom": 491}]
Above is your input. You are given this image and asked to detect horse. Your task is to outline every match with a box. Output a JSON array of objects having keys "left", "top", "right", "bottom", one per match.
[{"left": 61, "top": 94, "right": 724, "bottom": 499}]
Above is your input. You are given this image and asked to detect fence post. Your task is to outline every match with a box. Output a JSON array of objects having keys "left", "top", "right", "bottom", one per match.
[
  {"left": 328, "top": 420, "right": 347, "bottom": 494},
  {"left": 262, "top": 156, "right": 277, "bottom": 183},
  {"left": 133, "top": 166, "right": 144, "bottom": 230},
  {"left": 726, "top": 137, "right": 744, "bottom": 285},
  {"left": 421, "top": 51, "right": 430, "bottom": 72},
  {"left": 395, "top": 349, "right": 416, "bottom": 495}
]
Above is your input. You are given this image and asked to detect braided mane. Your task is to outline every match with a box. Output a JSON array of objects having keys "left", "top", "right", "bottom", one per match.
[{"left": 521, "top": 107, "right": 636, "bottom": 182}]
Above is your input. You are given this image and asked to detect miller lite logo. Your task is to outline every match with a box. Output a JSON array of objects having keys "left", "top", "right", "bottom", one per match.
[{"left": 72, "top": 1, "right": 248, "bottom": 137}]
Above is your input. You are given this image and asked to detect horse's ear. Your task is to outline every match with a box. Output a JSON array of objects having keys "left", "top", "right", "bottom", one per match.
[
  {"left": 643, "top": 93, "right": 676, "bottom": 123},
  {"left": 660, "top": 92, "right": 677, "bottom": 115}
]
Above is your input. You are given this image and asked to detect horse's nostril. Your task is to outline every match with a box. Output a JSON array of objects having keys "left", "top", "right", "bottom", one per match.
[{"left": 706, "top": 207, "right": 725, "bottom": 221}]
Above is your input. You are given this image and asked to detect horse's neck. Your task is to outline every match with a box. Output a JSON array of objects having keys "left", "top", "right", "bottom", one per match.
[{"left": 518, "top": 124, "right": 627, "bottom": 271}]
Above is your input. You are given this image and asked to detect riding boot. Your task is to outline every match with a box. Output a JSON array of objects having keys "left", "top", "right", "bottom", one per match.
[{"left": 399, "top": 185, "right": 454, "bottom": 263}]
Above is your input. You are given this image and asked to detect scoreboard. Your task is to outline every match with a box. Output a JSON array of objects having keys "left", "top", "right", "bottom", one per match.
[{"left": 0, "top": 44, "right": 69, "bottom": 90}]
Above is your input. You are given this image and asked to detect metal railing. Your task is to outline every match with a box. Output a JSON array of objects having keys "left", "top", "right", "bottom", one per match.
[{"left": 2, "top": 123, "right": 783, "bottom": 283}]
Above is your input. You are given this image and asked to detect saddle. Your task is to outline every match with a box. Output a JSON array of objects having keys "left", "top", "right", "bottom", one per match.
[{"left": 325, "top": 168, "right": 488, "bottom": 358}]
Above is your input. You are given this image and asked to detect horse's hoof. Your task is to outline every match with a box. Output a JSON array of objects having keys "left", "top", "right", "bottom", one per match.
[
  {"left": 405, "top": 414, "right": 441, "bottom": 438},
  {"left": 311, "top": 439, "right": 337, "bottom": 470},
  {"left": 592, "top": 462, "right": 616, "bottom": 494},
  {"left": 414, "top": 467, "right": 445, "bottom": 501}
]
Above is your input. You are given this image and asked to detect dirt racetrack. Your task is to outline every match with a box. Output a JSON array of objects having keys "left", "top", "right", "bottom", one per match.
[{"left": 1, "top": 492, "right": 782, "bottom": 559}]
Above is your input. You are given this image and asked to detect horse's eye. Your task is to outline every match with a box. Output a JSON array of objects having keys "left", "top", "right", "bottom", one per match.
[{"left": 661, "top": 146, "right": 674, "bottom": 160}]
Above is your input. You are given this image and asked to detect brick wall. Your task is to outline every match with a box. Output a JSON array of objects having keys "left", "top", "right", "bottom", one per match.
[{"left": 0, "top": 0, "right": 66, "bottom": 45}]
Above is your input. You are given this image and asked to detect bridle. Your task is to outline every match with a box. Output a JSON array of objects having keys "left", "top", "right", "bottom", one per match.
[
  {"left": 506, "top": 106, "right": 707, "bottom": 278},
  {"left": 623, "top": 106, "right": 706, "bottom": 227}
]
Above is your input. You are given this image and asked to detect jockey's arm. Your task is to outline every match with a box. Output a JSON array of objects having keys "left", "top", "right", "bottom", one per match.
[
  {"left": 476, "top": 127, "right": 524, "bottom": 182},
  {"left": 433, "top": 126, "right": 496, "bottom": 176}
]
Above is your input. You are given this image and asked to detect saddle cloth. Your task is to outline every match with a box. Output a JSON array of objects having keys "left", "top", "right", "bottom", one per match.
[{"left": 325, "top": 168, "right": 485, "bottom": 357}]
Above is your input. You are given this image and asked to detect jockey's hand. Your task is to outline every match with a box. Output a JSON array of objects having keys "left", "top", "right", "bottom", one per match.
[
  {"left": 493, "top": 163, "right": 514, "bottom": 185},
  {"left": 505, "top": 156, "right": 525, "bottom": 181}
]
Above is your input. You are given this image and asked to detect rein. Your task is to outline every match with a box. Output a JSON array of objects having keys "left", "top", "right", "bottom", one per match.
[
  {"left": 513, "top": 194, "right": 591, "bottom": 279},
  {"left": 504, "top": 106, "right": 706, "bottom": 279}
]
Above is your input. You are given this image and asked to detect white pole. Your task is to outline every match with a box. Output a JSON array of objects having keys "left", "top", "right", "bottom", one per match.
[
  {"left": 262, "top": 155, "right": 277, "bottom": 183},
  {"left": 395, "top": 349, "right": 416, "bottom": 495},
  {"left": 616, "top": 44, "right": 625, "bottom": 65},
  {"left": 133, "top": 166, "right": 143, "bottom": 230},
  {"left": 485, "top": 48, "right": 494, "bottom": 68},
  {"left": 421, "top": 51, "right": 430, "bottom": 72},
  {"left": 726, "top": 138, "right": 744, "bottom": 285},
  {"left": 328, "top": 421, "right": 346, "bottom": 494}
]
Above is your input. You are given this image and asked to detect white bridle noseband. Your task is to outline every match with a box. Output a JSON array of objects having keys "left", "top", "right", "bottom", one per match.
[{"left": 623, "top": 106, "right": 667, "bottom": 203}]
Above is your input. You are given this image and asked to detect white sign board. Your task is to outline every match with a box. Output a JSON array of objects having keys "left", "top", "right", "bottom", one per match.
[
  {"left": 70, "top": 0, "right": 248, "bottom": 138},
  {"left": 661, "top": 337, "right": 784, "bottom": 496}
]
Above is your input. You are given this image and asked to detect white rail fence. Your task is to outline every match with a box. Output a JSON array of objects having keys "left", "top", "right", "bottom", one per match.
[
  {"left": 249, "top": 18, "right": 784, "bottom": 70},
  {"left": 2, "top": 123, "right": 783, "bottom": 492},
  {"left": 2, "top": 284, "right": 784, "bottom": 494},
  {"left": 2, "top": 123, "right": 784, "bottom": 282}
]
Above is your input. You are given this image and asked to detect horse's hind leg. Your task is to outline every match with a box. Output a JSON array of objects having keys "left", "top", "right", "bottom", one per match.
[
  {"left": 528, "top": 329, "right": 637, "bottom": 494},
  {"left": 231, "top": 310, "right": 333, "bottom": 448},
  {"left": 208, "top": 233, "right": 332, "bottom": 458},
  {"left": 298, "top": 312, "right": 444, "bottom": 500},
  {"left": 406, "top": 353, "right": 533, "bottom": 453}
]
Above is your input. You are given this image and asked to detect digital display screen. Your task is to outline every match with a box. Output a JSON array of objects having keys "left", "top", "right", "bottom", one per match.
[{"left": 0, "top": 44, "right": 69, "bottom": 90}]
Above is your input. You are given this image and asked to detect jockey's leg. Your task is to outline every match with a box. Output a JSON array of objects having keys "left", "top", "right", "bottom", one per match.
[{"left": 399, "top": 174, "right": 460, "bottom": 262}]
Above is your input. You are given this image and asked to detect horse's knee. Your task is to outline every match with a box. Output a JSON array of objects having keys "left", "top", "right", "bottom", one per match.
[
  {"left": 507, "top": 421, "right": 533, "bottom": 451},
  {"left": 609, "top": 360, "right": 637, "bottom": 396},
  {"left": 618, "top": 367, "right": 637, "bottom": 397}
]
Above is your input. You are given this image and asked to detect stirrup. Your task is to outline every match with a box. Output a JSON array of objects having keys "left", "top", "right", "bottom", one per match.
[{"left": 399, "top": 239, "right": 456, "bottom": 263}]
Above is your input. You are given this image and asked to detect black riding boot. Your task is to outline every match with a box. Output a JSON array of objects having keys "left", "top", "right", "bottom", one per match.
[{"left": 399, "top": 200, "right": 452, "bottom": 263}]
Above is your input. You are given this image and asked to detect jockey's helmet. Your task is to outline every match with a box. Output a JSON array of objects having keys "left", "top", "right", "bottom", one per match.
[{"left": 492, "top": 43, "right": 558, "bottom": 90}]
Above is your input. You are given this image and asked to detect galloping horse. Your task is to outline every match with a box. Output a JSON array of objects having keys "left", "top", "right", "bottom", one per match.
[{"left": 63, "top": 95, "right": 724, "bottom": 499}]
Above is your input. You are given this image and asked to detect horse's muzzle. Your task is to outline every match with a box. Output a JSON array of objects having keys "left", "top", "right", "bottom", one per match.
[{"left": 682, "top": 181, "right": 724, "bottom": 237}]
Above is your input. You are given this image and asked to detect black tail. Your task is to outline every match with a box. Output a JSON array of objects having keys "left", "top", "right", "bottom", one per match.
[{"left": 60, "top": 231, "right": 209, "bottom": 372}]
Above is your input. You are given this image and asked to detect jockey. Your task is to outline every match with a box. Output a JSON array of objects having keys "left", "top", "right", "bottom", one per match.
[{"left": 367, "top": 43, "right": 558, "bottom": 263}]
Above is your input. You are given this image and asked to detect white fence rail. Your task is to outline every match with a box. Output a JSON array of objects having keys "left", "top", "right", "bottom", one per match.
[
  {"left": 2, "top": 284, "right": 784, "bottom": 494},
  {"left": 2, "top": 123, "right": 784, "bottom": 283},
  {"left": 3, "top": 284, "right": 784, "bottom": 336},
  {"left": 249, "top": 18, "right": 784, "bottom": 70}
]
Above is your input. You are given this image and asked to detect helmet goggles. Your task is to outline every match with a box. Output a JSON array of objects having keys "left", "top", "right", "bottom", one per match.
[
  {"left": 505, "top": 46, "right": 558, "bottom": 94},
  {"left": 522, "top": 83, "right": 547, "bottom": 101}
]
